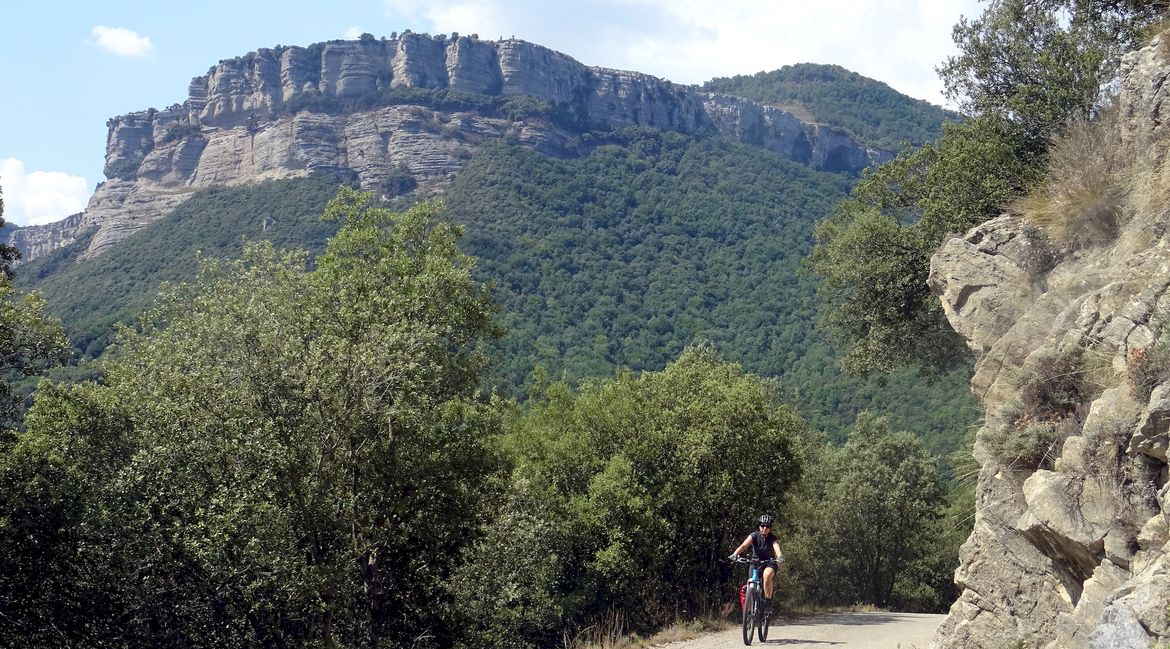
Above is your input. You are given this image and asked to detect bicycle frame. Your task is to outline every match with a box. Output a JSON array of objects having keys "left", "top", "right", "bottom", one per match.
[{"left": 733, "top": 556, "right": 772, "bottom": 645}]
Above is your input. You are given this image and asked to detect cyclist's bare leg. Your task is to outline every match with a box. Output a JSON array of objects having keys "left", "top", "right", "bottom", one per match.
[{"left": 763, "top": 565, "right": 776, "bottom": 599}]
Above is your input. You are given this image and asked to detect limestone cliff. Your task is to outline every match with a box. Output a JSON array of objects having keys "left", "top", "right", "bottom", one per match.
[
  {"left": 927, "top": 34, "right": 1170, "bottom": 649},
  {"left": 7, "top": 211, "right": 86, "bottom": 261},
  {"left": 7, "top": 32, "right": 891, "bottom": 262}
]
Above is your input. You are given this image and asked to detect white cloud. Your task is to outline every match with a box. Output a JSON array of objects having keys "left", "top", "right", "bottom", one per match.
[
  {"left": 90, "top": 25, "right": 155, "bottom": 57},
  {"left": 343, "top": 26, "right": 366, "bottom": 40},
  {"left": 0, "top": 159, "right": 90, "bottom": 227}
]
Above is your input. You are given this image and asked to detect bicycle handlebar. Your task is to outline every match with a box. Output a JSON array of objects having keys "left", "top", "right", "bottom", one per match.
[{"left": 728, "top": 555, "right": 785, "bottom": 564}]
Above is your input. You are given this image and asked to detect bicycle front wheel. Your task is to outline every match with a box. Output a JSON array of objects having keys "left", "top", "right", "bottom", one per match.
[
  {"left": 741, "top": 583, "right": 756, "bottom": 646},
  {"left": 758, "top": 600, "right": 771, "bottom": 642}
]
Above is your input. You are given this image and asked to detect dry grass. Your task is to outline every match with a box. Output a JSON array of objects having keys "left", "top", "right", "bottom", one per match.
[
  {"left": 643, "top": 617, "right": 731, "bottom": 646},
  {"left": 1127, "top": 340, "right": 1170, "bottom": 403},
  {"left": 1127, "top": 147, "right": 1170, "bottom": 226},
  {"left": 564, "top": 613, "right": 731, "bottom": 649},
  {"left": 1139, "top": 19, "right": 1170, "bottom": 54},
  {"left": 1014, "top": 106, "right": 1130, "bottom": 250},
  {"left": 773, "top": 102, "right": 818, "bottom": 123}
]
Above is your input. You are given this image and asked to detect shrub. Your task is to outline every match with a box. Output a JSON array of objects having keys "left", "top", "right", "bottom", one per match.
[
  {"left": 1018, "top": 348, "right": 1092, "bottom": 422},
  {"left": 1128, "top": 340, "right": 1170, "bottom": 403},
  {"left": 160, "top": 123, "right": 203, "bottom": 144},
  {"left": 1013, "top": 106, "right": 1127, "bottom": 250},
  {"left": 379, "top": 164, "right": 417, "bottom": 197},
  {"left": 984, "top": 418, "right": 1072, "bottom": 470},
  {"left": 982, "top": 347, "right": 1094, "bottom": 470}
]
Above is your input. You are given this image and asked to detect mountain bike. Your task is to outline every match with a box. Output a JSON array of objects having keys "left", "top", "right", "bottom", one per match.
[{"left": 731, "top": 555, "right": 775, "bottom": 645}]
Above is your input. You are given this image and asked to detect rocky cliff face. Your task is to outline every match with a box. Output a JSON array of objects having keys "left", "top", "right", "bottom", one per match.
[
  {"left": 7, "top": 211, "right": 87, "bottom": 261},
  {"left": 927, "top": 34, "right": 1170, "bottom": 649},
  {"left": 7, "top": 32, "right": 891, "bottom": 262}
]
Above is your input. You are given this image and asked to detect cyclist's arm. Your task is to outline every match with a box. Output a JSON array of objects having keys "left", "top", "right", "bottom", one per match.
[
  {"left": 731, "top": 535, "right": 753, "bottom": 557},
  {"left": 771, "top": 539, "right": 783, "bottom": 562}
]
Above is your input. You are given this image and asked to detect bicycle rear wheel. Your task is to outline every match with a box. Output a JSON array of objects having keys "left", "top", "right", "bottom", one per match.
[{"left": 741, "top": 583, "right": 755, "bottom": 645}]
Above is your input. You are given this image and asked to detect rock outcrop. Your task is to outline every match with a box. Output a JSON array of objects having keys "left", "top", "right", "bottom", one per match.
[
  {"left": 6, "top": 211, "right": 87, "bottom": 261},
  {"left": 7, "top": 32, "right": 891, "bottom": 262},
  {"left": 927, "top": 33, "right": 1170, "bottom": 649}
]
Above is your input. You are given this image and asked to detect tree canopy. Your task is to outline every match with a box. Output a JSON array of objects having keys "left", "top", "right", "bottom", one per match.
[
  {"left": 457, "top": 344, "right": 805, "bottom": 647},
  {"left": 0, "top": 186, "right": 67, "bottom": 428},
  {"left": 0, "top": 191, "right": 503, "bottom": 647},
  {"left": 807, "top": 0, "right": 1169, "bottom": 372}
]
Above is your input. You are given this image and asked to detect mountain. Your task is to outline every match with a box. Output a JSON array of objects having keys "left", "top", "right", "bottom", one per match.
[
  {"left": 8, "top": 33, "right": 890, "bottom": 264},
  {"left": 704, "top": 63, "right": 959, "bottom": 151},
  {"left": 11, "top": 33, "right": 976, "bottom": 447},
  {"left": 927, "top": 34, "right": 1170, "bottom": 649}
]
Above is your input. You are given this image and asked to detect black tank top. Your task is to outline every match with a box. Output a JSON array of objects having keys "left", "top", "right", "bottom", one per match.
[{"left": 751, "top": 530, "right": 776, "bottom": 560}]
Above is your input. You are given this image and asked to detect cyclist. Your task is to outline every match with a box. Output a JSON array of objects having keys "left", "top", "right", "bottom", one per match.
[{"left": 729, "top": 514, "right": 784, "bottom": 614}]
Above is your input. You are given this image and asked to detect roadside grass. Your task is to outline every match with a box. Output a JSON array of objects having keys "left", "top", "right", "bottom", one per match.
[{"left": 565, "top": 614, "right": 731, "bottom": 649}]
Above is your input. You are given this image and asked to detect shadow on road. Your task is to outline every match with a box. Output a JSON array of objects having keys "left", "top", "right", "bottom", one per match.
[
  {"left": 779, "top": 612, "right": 931, "bottom": 627},
  {"left": 755, "top": 639, "right": 842, "bottom": 645}
]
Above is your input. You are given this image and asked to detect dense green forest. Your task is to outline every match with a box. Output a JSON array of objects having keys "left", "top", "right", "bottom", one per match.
[
  {"left": 18, "top": 131, "right": 977, "bottom": 450},
  {"left": 704, "top": 63, "right": 958, "bottom": 151},
  {"left": 5, "top": 1, "right": 1164, "bottom": 645},
  {"left": 1, "top": 191, "right": 960, "bottom": 648},
  {"left": 15, "top": 174, "right": 345, "bottom": 359},
  {"left": 443, "top": 131, "right": 977, "bottom": 449}
]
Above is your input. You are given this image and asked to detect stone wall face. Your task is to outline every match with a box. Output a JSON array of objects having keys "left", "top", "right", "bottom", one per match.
[
  {"left": 8, "top": 33, "right": 888, "bottom": 262},
  {"left": 927, "top": 32, "right": 1170, "bottom": 649}
]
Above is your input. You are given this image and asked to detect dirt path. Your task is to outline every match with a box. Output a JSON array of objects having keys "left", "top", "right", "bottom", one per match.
[{"left": 665, "top": 611, "right": 944, "bottom": 649}]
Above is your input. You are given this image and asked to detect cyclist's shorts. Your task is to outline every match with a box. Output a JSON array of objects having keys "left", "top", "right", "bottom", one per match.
[{"left": 751, "top": 559, "right": 778, "bottom": 578}]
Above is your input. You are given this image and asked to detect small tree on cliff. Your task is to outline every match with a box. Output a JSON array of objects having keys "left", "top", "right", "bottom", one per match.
[{"left": 807, "top": 0, "right": 1169, "bottom": 372}]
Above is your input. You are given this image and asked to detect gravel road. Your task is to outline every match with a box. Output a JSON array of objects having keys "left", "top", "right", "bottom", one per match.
[{"left": 664, "top": 611, "right": 944, "bottom": 649}]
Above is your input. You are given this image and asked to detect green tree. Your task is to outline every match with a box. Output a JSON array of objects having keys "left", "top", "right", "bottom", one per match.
[
  {"left": 0, "top": 186, "right": 67, "bottom": 427},
  {"left": 787, "top": 414, "right": 945, "bottom": 609},
  {"left": 806, "top": 115, "right": 1038, "bottom": 372},
  {"left": 456, "top": 345, "right": 805, "bottom": 648},
  {"left": 941, "top": 0, "right": 1169, "bottom": 139},
  {"left": 0, "top": 189, "right": 17, "bottom": 275},
  {"left": 808, "top": 0, "right": 1167, "bottom": 372},
  {"left": 1, "top": 189, "right": 504, "bottom": 647},
  {"left": 0, "top": 185, "right": 78, "bottom": 644}
]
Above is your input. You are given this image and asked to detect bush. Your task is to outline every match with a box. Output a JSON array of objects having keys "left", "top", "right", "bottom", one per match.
[
  {"left": 1017, "top": 348, "right": 1091, "bottom": 422},
  {"left": 983, "top": 417, "right": 1073, "bottom": 470},
  {"left": 981, "top": 347, "right": 1093, "bottom": 470},
  {"left": 379, "top": 164, "right": 417, "bottom": 197},
  {"left": 1128, "top": 340, "right": 1170, "bottom": 403},
  {"left": 1013, "top": 106, "right": 1127, "bottom": 249},
  {"left": 160, "top": 123, "right": 203, "bottom": 144}
]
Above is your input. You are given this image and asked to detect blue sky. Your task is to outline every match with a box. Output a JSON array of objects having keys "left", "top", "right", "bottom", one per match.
[{"left": 0, "top": 0, "right": 981, "bottom": 226}]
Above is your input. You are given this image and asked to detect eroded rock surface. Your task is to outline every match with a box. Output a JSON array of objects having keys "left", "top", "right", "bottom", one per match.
[
  {"left": 928, "top": 32, "right": 1170, "bottom": 649},
  {"left": 7, "top": 32, "right": 891, "bottom": 262}
]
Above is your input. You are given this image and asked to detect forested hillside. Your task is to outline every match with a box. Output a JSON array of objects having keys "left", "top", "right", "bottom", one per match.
[
  {"left": 704, "top": 63, "right": 958, "bottom": 150},
  {"left": 0, "top": 191, "right": 962, "bottom": 648},
  {"left": 444, "top": 130, "right": 976, "bottom": 449},
  {"left": 18, "top": 128, "right": 976, "bottom": 449},
  {"left": 15, "top": 174, "right": 345, "bottom": 358},
  {"left": 7, "top": 2, "right": 1169, "bottom": 646}
]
